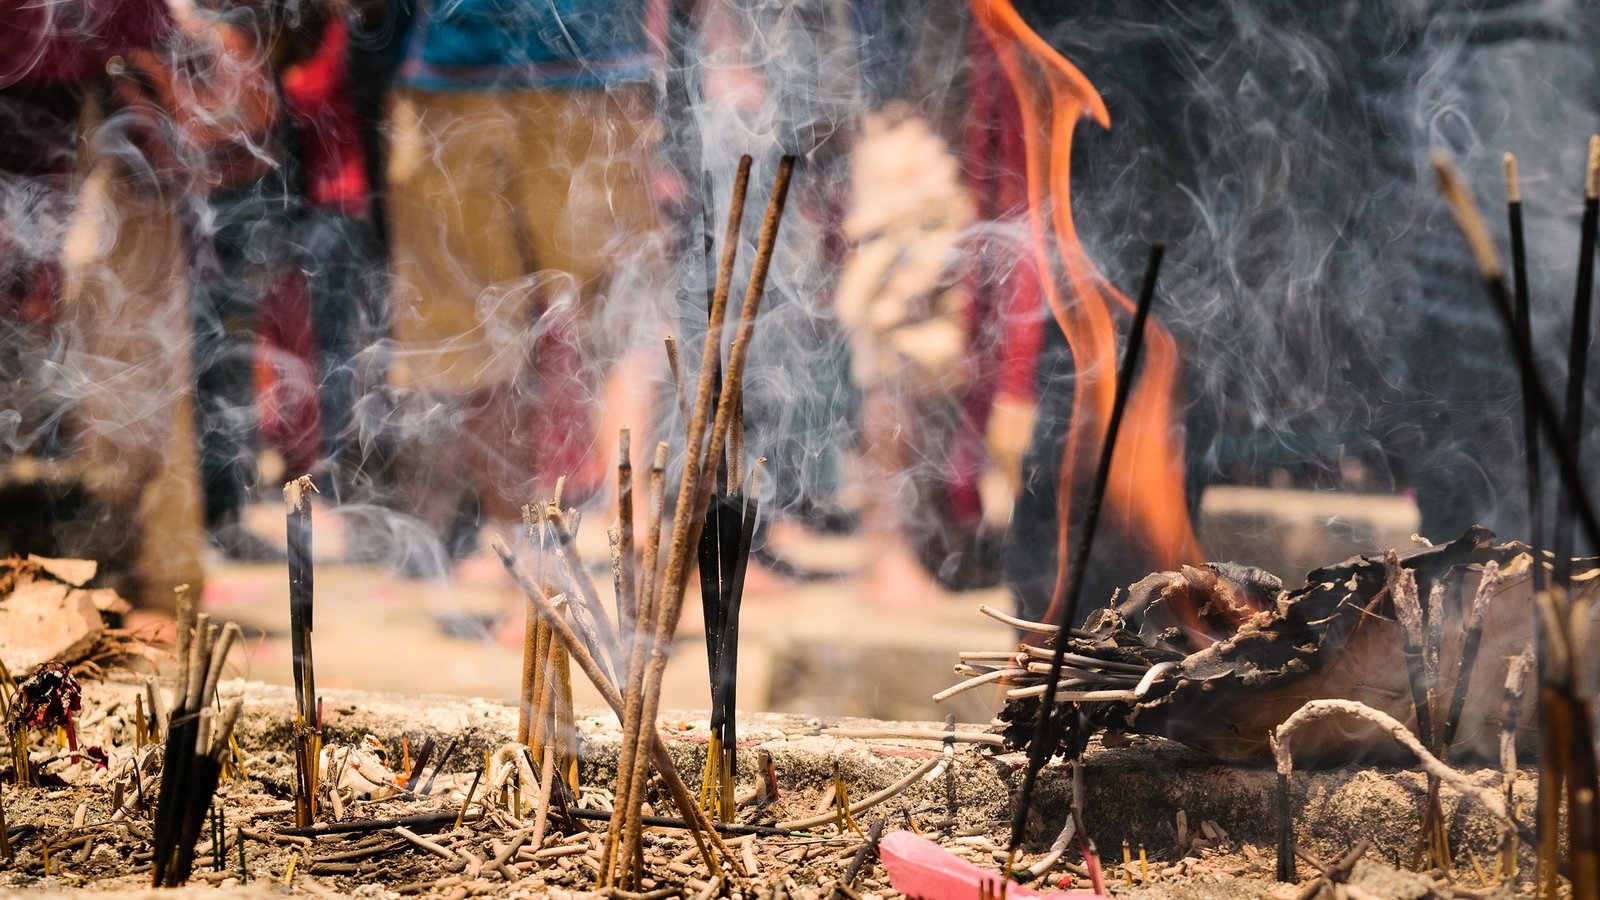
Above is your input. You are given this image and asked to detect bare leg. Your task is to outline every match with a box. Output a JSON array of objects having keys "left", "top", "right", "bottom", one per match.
[{"left": 858, "top": 379, "right": 949, "bottom": 608}]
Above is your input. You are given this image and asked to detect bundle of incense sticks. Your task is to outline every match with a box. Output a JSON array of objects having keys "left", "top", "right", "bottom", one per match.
[
  {"left": 488, "top": 152, "right": 793, "bottom": 891},
  {"left": 697, "top": 425, "right": 761, "bottom": 822},
  {"left": 608, "top": 153, "right": 794, "bottom": 888},
  {"left": 518, "top": 492, "right": 580, "bottom": 803},
  {"left": 285, "top": 476, "right": 322, "bottom": 828},
  {"left": 693, "top": 181, "right": 764, "bottom": 822},
  {"left": 150, "top": 610, "right": 243, "bottom": 887},
  {"left": 1433, "top": 151, "right": 1600, "bottom": 899}
]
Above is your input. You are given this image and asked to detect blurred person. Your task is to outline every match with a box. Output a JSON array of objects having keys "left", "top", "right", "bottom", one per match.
[
  {"left": 279, "top": 4, "right": 391, "bottom": 504},
  {"left": 179, "top": 0, "right": 295, "bottom": 561},
  {"left": 0, "top": 0, "right": 190, "bottom": 611},
  {"left": 385, "top": 0, "right": 669, "bottom": 573},
  {"left": 833, "top": 106, "right": 978, "bottom": 606},
  {"left": 0, "top": 0, "right": 277, "bottom": 610}
]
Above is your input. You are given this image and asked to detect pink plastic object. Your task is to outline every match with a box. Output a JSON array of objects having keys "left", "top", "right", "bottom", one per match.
[{"left": 878, "top": 831, "right": 1108, "bottom": 900}]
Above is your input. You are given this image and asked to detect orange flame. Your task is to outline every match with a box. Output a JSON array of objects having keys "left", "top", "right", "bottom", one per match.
[{"left": 972, "top": 1, "right": 1214, "bottom": 638}]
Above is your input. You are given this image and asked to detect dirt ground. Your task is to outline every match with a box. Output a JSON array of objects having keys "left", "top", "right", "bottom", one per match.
[{"left": 0, "top": 676, "right": 1537, "bottom": 899}]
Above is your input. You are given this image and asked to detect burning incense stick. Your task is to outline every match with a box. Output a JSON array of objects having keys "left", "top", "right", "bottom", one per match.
[
  {"left": 1505, "top": 154, "right": 1546, "bottom": 595},
  {"left": 609, "top": 154, "right": 756, "bottom": 887},
  {"left": 1555, "top": 136, "right": 1600, "bottom": 588},
  {"left": 617, "top": 428, "right": 636, "bottom": 637},
  {"left": 1432, "top": 154, "right": 1600, "bottom": 553},
  {"left": 620, "top": 155, "right": 794, "bottom": 882},
  {"left": 1006, "top": 243, "right": 1166, "bottom": 873},
  {"left": 1435, "top": 152, "right": 1600, "bottom": 896},
  {"left": 285, "top": 476, "right": 321, "bottom": 829}
]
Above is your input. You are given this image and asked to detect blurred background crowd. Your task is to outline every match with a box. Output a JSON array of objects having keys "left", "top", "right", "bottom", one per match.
[{"left": 4, "top": 0, "right": 1600, "bottom": 711}]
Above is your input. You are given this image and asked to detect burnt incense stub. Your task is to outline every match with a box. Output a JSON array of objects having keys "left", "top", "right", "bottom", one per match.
[{"left": 972, "top": 528, "right": 1582, "bottom": 765}]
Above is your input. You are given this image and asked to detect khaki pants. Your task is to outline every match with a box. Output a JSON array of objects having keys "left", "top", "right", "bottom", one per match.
[
  {"left": 387, "top": 86, "right": 665, "bottom": 531},
  {"left": 57, "top": 163, "right": 204, "bottom": 611}
]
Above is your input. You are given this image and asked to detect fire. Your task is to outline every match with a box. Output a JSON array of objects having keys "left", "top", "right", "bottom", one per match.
[{"left": 971, "top": 1, "right": 1217, "bottom": 638}]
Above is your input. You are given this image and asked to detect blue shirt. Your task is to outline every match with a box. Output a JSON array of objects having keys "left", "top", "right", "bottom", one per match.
[{"left": 400, "top": 0, "right": 662, "bottom": 91}]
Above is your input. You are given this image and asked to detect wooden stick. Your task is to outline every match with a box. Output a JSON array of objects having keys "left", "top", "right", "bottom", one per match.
[
  {"left": 775, "top": 756, "right": 941, "bottom": 831},
  {"left": 1501, "top": 651, "right": 1534, "bottom": 878}
]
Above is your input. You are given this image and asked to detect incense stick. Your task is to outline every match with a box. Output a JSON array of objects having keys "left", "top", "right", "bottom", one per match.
[
  {"left": 284, "top": 476, "right": 321, "bottom": 830},
  {"left": 665, "top": 336, "right": 692, "bottom": 440},
  {"left": 606, "top": 440, "right": 671, "bottom": 885},
  {"left": 1432, "top": 154, "right": 1600, "bottom": 553},
  {"left": 544, "top": 502, "right": 623, "bottom": 680},
  {"left": 611, "top": 155, "right": 757, "bottom": 888},
  {"left": 622, "top": 156, "right": 794, "bottom": 880},
  {"left": 1555, "top": 136, "right": 1600, "bottom": 588},
  {"left": 1006, "top": 244, "right": 1166, "bottom": 871},
  {"left": 488, "top": 536, "right": 738, "bottom": 880},
  {"left": 1505, "top": 154, "right": 1546, "bottom": 594}
]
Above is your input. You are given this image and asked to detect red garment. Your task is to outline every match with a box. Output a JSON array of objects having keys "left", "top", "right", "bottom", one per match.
[
  {"left": 0, "top": 0, "right": 172, "bottom": 88},
  {"left": 281, "top": 17, "right": 369, "bottom": 217},
  {"left": 963, "top": 25, "right": 1044, "bottom": 407},
  {"left": 256, "top": 266, "right": 325, "bottom": 474},
  {"left": 941, "top": 25, "right": 1047, "bottom": 524}
]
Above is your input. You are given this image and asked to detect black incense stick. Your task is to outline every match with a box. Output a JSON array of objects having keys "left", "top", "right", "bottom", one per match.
[
  {"left": 1554, "top": 137, "right": 1600, "bottom": 587},
  {"left": 1006, "top": 244, "right": 1166, "bottom": 867},
  {"left": 1506, "top": 154, "right": 1546, "bottom": 593},
  {"left": 1433, "top": 155, "right": 1600, "bottom": 553}
]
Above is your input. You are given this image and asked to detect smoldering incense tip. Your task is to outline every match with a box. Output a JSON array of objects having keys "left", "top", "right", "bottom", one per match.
[
  {"left": 489, "top": 534, "right": 516, "bottom": 566},
  {"left": 1504, "top": 152, "right": 1520, "bottom": 204},
  {"left": 1588, "top": 134, "right": 1600, "bottom": 199},
  {"left": 1431, "top": 152, "right": 1504, "bottom": 280},
  {"left": 283, "top": 474, "right": 317, "bottom": 513}
]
